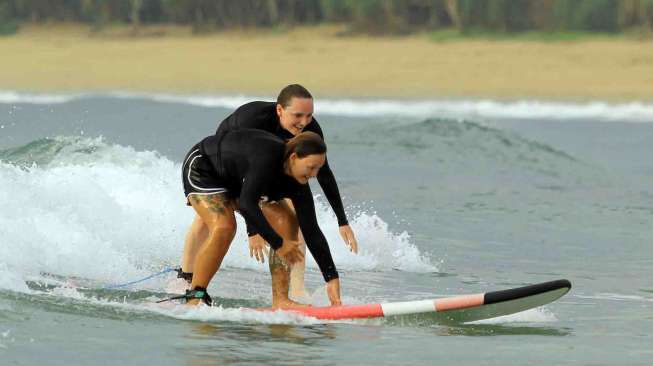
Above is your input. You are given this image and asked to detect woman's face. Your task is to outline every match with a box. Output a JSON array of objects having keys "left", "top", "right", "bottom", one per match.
[
  {"left": 277, "top": 97, "right": 314, "bottom": 136},
  {"left": 288, "top": 153, "right": 326, "bottom": 184}
]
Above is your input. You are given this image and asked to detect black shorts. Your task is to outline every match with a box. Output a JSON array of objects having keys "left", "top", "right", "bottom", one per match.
[{"left": 182, "top": 144, "right": 230, "bottom": 205}]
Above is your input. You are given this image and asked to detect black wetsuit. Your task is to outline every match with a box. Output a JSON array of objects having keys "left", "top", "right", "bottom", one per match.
[
  {"left": 197, "top": 129, "right": 338, "bottom": 282},
  {"left": 216, "top": 102, "right": 348, "bottom": 231}
]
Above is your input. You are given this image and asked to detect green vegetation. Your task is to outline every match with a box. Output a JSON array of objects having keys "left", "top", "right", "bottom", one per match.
[
  {"left": 1, "top": 0, "right": 652, "bottom": 36},
  {"left": 0, "top": 1, "right": 18, "bottom": 35},
  {"left": 428, "top": 29, "right": 624, "bottom": 42}
]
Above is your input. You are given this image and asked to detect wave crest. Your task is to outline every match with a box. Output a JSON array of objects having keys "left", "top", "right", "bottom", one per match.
[
  {"left": 2, "top": 90, "right": 652, "bottom": 122},
  {"left": 0, "top": 137, "right": 436, "bottom": 291}
]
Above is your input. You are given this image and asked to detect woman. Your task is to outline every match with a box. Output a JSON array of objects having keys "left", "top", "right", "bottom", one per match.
[
  {"left": 179, "top": 84, "right": 357, "bottom": 301},
  {"left": 180, "top": 129, "right": 342, "bottom": 307}
]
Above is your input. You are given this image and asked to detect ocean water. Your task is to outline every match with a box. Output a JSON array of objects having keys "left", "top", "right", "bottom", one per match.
[{"left": 0, "top": 92, "right": 652, "bottom": 365}]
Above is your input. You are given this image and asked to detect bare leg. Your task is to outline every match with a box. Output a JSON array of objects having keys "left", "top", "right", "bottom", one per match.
[
  {"left": 289, "top": 230, "right": 309, "bottom": 300},
  {"left": 181, "top": 214, "right": 208, "bottom": 273},
  {"left": 284, "top": 199, "right": 308, "bottom": 300},
  {"left": 261, "top": 201, "right": 307, "bottom": 308},
  {"left": 187, "top": 194, "right": 236, "bottom": 305},
  {"left": 269, "top": 249, "right": 292, "bottom": 307}
]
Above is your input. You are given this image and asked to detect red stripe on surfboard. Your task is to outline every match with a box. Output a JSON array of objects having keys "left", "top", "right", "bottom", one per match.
[
  {"left": 284, "top": 303, "right": 384, "bottom": 320},
  {"left": 434, "top": 294, "right": 484, "bottom": 311}
]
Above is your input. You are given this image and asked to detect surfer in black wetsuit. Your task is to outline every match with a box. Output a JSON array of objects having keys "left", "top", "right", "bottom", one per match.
[
  {"left": 179, "top": 84, "right": 358, "bottom": 301},
  {"left": 181, "top": 129, "right": 341, "bottom": 307}
]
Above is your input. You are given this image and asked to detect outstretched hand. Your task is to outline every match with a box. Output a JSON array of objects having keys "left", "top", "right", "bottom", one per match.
[
  {"left": 339, "top": 225, "right": 359, "bottom": 254},
  {"left": 248, "top": 234, "right": 268, "bottom": 263}
]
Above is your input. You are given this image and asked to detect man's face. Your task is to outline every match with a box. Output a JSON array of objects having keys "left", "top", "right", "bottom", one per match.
[{"left": 277, "top": 97, "right": 314, "bottom": 136}]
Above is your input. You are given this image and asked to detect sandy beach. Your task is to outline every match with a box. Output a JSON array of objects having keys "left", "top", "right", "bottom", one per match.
[{"left": 1, "top": 24, "right": 652, "bottom": 100}]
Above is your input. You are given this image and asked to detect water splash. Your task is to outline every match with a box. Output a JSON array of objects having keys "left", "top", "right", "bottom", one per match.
[{"left": 0, "top": 137, "right": 436, "bottom": 292}]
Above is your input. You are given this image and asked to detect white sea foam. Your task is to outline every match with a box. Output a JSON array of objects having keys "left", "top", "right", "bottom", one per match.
[
  {"left": 2, "top": 90, "right": 652, "bottom": 122},
  {"left": 0, "top": 264, "right": 29, "bottom": 293},
  {"left": 0, "top": 137, "right": 435, "bottom": 291},
  {"left": 317, "top": 98, "right": 653, "bottom": 122},
  {"left": 31, "top": 282, "right": 328, "bottom": 325},
  {"left": 110, "top": 91, "right": 263, "bottom": 109},
  {"left": 18, "top": 282, "right": 324, "bottom": 325},
  {"left": 0, "top": 91, "right": 80, "bottom": 104},
  {"left": 151, "top": 303, "right": 323, "bottom": 325}
]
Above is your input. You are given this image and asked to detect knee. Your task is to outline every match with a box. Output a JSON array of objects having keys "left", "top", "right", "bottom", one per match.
[
  {"left": 274, "top": 214, "right": 298, "bottom": 240},
  {"left": 206, "top": 221, "right": 236, "bottom": 240}
]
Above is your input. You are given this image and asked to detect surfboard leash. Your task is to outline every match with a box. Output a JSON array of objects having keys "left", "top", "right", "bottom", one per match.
[
  {"left": 102, "top": 267, "right": 177, "bottom": 290},
  {"left": 156, "top": 287, "right": 213, "bottom": 306}
]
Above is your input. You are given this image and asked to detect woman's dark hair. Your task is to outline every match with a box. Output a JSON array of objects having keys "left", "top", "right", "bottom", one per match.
[
  {"left": 285, "top": 131, "right": 326, "bottom": 160},
  {"left": 277, "top": 84, "right": 313, "bottom": 108}
]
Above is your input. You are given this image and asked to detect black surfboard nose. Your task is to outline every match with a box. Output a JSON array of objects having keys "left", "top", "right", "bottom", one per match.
[{"left": 484, "top": 279, "right": 572, "bottom": 305}]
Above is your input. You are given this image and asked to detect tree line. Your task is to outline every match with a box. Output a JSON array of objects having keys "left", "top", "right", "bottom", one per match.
[{"left": 1, "top": 0, "right": 652, "bottom": 35}]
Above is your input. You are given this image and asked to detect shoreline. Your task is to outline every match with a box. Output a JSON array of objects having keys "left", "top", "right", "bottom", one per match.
[
  {"left": 1, "top": 24, "right": 652, "bottom": 101},
  {"left": 4, "top": 90, "right": 651, "bottom": 126},
  {"left": 4, "top": 89, "right": 653, "bottom": 105}
]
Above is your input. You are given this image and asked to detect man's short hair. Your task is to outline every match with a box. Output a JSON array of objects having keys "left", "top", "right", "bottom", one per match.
[{"left": 277, "top": 84, "right": 313, "bottom": 108}]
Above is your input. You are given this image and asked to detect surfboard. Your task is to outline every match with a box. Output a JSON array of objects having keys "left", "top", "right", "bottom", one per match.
[{"left": 259, "top": 279, "right": 571, "bottom": 322}]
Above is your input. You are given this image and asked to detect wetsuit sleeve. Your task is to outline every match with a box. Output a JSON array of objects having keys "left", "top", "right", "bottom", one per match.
[
  {"left": 316, "top": 160, "right": 348, "bottom": 226},
  {"left": 290, "top": 184, "right": 339, "bottom": 282},
  {"left": 309, "top": 120, "right": 349, "bottom": 226},
  {"left": 238, "top": 162, "right": 283, "bottom": 250},
  {"left": 245, "top": 221, "right": 258, "bottom": 237}
]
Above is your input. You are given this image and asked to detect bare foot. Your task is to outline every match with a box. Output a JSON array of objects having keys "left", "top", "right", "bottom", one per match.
[
  {"left": 272, "top": 298, "right": 311, "bottom": 309},
  {"left": 289, "top": 291, "right": 312, "bottom": 305},
  {"left": 186, "top": 298, "right": 202, "bottom": 306}
]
